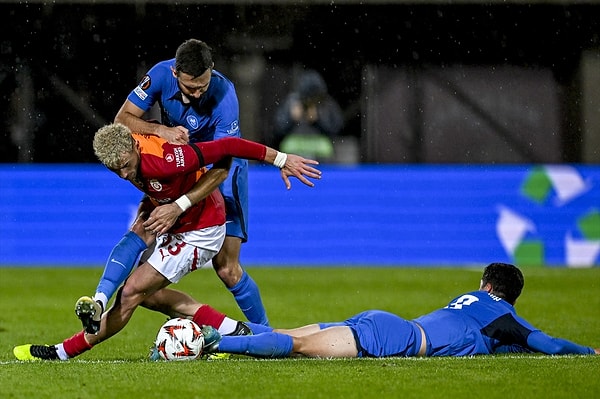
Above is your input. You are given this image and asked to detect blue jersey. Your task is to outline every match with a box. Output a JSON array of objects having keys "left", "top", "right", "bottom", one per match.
[
  {"left": 127, "top": 59, "right": 249, "bottom": 240},
  {"left": 414, "top": 290, "right": 595, "bottom": 356},
  {"left": 322, "top": 291, "right": 594, "bottom": 358}
]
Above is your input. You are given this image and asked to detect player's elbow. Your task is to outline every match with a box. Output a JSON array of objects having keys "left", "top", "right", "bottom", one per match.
[
  {"left": 213, "top": 157, "right": 233, "bottom": 175},
  {"left": 540, "top": 341, "right": 569, "bottom": 355}
]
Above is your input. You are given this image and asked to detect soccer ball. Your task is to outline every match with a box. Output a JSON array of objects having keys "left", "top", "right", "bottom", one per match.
[{"left": 154, "top": 318, "right": 204, "bottom": 361}]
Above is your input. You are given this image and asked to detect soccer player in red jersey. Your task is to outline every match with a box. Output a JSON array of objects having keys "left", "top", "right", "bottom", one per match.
[{"left": 13, "top": 123, "right": 320, "bottom": 361}]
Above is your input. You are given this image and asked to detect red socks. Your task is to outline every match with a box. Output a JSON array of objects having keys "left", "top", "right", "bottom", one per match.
[
  {"left": 192, "top": 305, "right": 226, "bottom": 328},
  {"left": 62, "top": 331, "right": 93, "bottom": 358},
  {"left": 60, "top": 306, "right": 226, "bottom": 359}
]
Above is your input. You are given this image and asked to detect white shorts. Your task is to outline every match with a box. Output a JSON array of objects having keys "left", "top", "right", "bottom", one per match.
[{"left": 146, "top": 224, "right": 226, "bottom": 283}]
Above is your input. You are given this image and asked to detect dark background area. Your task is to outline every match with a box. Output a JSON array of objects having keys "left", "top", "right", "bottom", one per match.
[{"left": 0, "top": 3, "right": 599, "bottom": 163}]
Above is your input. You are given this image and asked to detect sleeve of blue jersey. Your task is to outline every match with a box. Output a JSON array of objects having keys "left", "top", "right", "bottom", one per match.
[{"left": 526, "top": 331, "right": 595, "bottom": 355}]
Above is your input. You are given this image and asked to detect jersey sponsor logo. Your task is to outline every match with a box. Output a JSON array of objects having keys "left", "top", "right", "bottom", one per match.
[
  {"left": 187, "top": 115, "right": 199, "bottom": 129},
  {"left": 134, "top": 86, "right": 148, "bottom": 101},
  {"left": 174, "top": 147, "right": 185, "bottom": 168},
  {"left": 165, "top": 153, "right": 174, "bottom": 163},
  {"left": 133, "top": 75, "right": 151, "bottom": 100},
  {"left": 139, "top": 75, "right": 151, "bottom": 90},
  {"left": 150, "top": 179, "right": 163, "bottom": 191},
  {"left": 227, "top": 120, "right": 240, "bottom": 135}
]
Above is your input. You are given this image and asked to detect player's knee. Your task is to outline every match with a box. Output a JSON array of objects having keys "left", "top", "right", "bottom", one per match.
[
  {"left": 291, "top": 336, "right": 309, "bottom": 356},
  {"left": 213, "top": 260, "right": 243, "bottom": 286},
  {"left": 212, "top": 250, "right": 236, "bottom": 271},
  {"left": 119, "top": 282, "right": 145, "bottom": 311},
  {"left": 130, "top": 221, "right": 154, "bottom": 246},
  {"left": 130, "top": 218, "right": 145, "bottom": 237}
]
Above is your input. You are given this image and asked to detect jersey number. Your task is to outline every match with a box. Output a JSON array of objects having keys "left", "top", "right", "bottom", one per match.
[
  {"left": 159, "top": 235, "right": 187, "bottom": 261},
  {"left": 447, "top": 294, "right": 479, "bottom": 310}
]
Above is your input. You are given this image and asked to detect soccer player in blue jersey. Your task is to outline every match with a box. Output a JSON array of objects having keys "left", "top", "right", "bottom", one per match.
[
  {"left": 200, "top": 263, "right": 599, "bottom": 358},
  {"left": 75, "top": 39, "right": 273, "bottom": 333}
]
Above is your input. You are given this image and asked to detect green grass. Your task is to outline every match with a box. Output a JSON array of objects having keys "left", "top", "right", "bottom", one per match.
[{"left": 1, "top": 266, "right": 599, "bottom": 398}]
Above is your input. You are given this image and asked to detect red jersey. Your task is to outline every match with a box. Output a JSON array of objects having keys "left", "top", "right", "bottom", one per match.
[{"left": 133, "top": 133, "right": 226, "bottom": 233}]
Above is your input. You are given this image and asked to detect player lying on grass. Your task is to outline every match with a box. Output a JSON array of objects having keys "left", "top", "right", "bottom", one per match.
[
  {"left": 196, "top": 262, "right": 599, "bottom": 359},
  {"left": 13, "top": 122, "right": 321, "bottom": 361}
]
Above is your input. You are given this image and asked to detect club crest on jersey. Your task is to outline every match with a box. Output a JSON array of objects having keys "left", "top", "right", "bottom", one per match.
[
  {"left": 227, "top": 120, "right": 240, "bottom": 135},
  {"left": 187, "top": 115, "right": 199, "bottom": 129},
  {"left": 150, "top": 179, "right": 163, "bottom": 191}
]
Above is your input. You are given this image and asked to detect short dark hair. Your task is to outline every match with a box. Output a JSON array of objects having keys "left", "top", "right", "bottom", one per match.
[
  {"left": 174, "top": 39, "right": 213, "bottom": 78},
  {"left": 481, "top": 262, "right": 524, "bottom": 305}
]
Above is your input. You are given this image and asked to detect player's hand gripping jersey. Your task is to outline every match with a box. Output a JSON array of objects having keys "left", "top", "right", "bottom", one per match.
[
  {"left": 414, "top": 290, "right": 595, "bottom": 356},
  {"left": 127, "top": 59, "right": 249, "bottom": 241},
  {"left": 128, "top": 60, "right": 240, "bottom": 143},
  {"left": 132, "top": 134, "right": 269, "bottom": 234}
]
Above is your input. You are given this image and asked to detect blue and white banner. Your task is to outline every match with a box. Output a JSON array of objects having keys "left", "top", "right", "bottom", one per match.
[{"left": 1, "top": 164, "right": 598, "bottom": 267}]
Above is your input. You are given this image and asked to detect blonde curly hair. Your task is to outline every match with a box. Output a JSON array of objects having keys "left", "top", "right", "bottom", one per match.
[{"left": 93, "top": 123, "right": 134, "bottom": 170}]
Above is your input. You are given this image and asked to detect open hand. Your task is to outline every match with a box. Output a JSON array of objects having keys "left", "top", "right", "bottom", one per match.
[{"left": 280, "top": 154, "right": 322, "bottom": 189}]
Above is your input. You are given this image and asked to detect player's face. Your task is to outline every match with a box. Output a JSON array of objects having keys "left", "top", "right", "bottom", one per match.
[
  {"left": 175, "top": 68, "right": 212, "bottom": 101},
  {"left": 113, "top": 147, "right": 141, "bottom": 185}
]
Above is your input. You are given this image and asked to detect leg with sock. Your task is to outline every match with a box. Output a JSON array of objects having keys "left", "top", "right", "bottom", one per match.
[
  {"left": 191, "top": 304, "right": 251, "bottom": 336},
  {"left": 229, "top": 271, "right": 269, "bottom": 326},
  {"left": 75, "top": 231, "right": 148, "bottom": 334},
  {"left": 94, "top": 231, "right": 148, "bottom": 309},
  {"left": 218, "top": 332, "right": 294, "bottom": 358},
  {"left": 58, "top": 331, "right": 93, "bottom": 360},
  {"left": 243, "top": 321, "right": 273, "bottom": 335},
  {"left": 214, "top": 235, "right": 270, "bottom": 326}
]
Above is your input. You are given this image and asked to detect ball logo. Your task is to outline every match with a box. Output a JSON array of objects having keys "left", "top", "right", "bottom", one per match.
[
  {"left": 165, "top": 153, "right": 174, "bottom": 163},
  {"left": 150, "top": 179, "right": 163, "bottom": 191}
]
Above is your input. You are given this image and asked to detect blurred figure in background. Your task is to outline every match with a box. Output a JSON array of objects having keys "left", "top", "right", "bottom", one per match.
[{"left": 273, "top": 69, "right": 344, "bottom": 162}]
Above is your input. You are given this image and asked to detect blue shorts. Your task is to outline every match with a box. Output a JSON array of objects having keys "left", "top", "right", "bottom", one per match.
[
  {"left": 320, "top": 310, "right": 423, "bottom": 358},
  {"left": 220, "top": 158, "right": 249, "bottom": 242}
]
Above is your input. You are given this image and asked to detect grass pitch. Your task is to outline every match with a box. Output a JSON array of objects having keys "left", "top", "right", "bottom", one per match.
[{"left": 1, "top": 266, "right": 599, "bottom": 399}]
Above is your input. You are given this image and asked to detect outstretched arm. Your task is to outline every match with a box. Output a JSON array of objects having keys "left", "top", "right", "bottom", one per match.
[
  {"left": 192, "top": 137, "right": 322, "bottom": 188},
  {"left": 146, "top": 136, "right": 323, "bottom": 234},
  {"left": 526, "top": 331, "right": 597, "bottom": 355}
]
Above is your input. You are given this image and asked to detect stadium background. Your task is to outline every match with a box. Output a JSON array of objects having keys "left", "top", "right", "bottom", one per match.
[{"left": 0, "top": 0, "right": 599, "bottom": 267}]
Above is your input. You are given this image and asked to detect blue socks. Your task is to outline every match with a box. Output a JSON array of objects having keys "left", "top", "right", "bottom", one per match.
[
  {"left": 219, "top": 332, "right": 293, "bottom": 358},
  {"left": 229, "top": 271, "right": 269, "bottom": 326},
  {"left": 245, "top": 322, "right": 273, "bottom": 335},
  {"left": 94, "top": 231, "right": 147, "bottom": 307}
]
